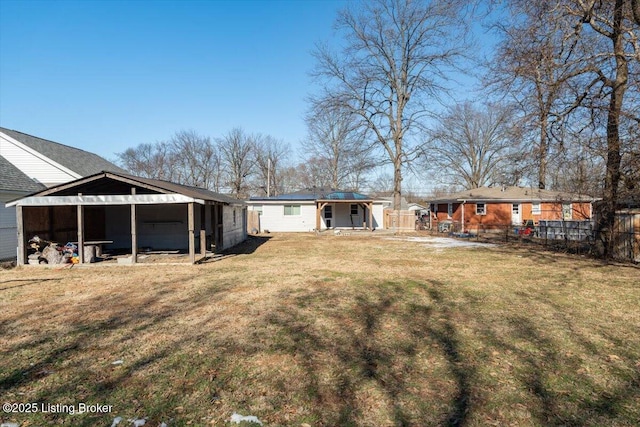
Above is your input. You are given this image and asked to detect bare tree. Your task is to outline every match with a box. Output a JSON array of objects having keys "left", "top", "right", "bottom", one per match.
[
  {"left": 293, "top": 157, "right": 334, "bottom": 190},
  {"left": 117, "top": 141, "right": 175, "bottom": 181},
  {"left": 311, "top": 0, "right": 469, "bottom": 209},
  {"left": 170, "top": 130, "right": 222, "bottom": 190},
  {"left": 304, "top": 105, "right": 375, "bottom": 190},
  {"left": 425, "top": 101, "right": 521, "bottom": 189},
  {"left": 486, "top": 1, "right": 594, "bottom": 190},
  {"left": 218, "top": 127, "right": 256, "bottom": 198},
  {"left": 253, "top": 135, "right": 290, "bottom": 196}
]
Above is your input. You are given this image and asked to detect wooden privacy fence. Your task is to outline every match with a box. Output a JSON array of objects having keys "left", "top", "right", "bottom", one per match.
[
  {"left": 612, "top": 211, "right": 640, "bottom": 262},
  {"left": 384, "top": 210, "right": 416, "bottom": 231}
]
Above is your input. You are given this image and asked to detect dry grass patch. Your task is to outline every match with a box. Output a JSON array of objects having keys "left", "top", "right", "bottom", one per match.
[{"left": 1, "top": 233, "right": 639, "bottom": 426}]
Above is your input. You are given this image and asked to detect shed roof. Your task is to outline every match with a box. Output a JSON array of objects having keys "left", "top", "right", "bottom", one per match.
[
  {"left": 12, "top": 171, "right": 243, "bottom": 205},
  {"left": 0, "top": 127, "right": 127, "bottom": 177},
  {"left": 0, "top": 156, "right": 46, "bottom": 193},
  {"left": 430, "top": 186, "right": 595, "bottom": 203}
]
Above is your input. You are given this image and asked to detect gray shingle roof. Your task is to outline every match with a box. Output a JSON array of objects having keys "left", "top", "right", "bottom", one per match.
[
  {"left": 30, "top": 171, "right": 243, "bottom": 205},
  {"left": 430, "top": 186, "right": 595, "bottom": 203},
  {"left": 0, "top": 156, "right": 46, "bottom": 193},
  {"left": 114, "top": 172, "right": 243, "bottom": 205},
  {"left": 0, "top": 127, "right": 127, "bottom": 176}
]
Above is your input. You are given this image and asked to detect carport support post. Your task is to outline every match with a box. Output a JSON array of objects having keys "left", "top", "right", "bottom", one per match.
[
  {"left": 369, "top": 202, "right": 373, "bottom": 231},
  {"left": 131, "top": 188, "right": 137, "bottom": 264},
  {"left": 16, "top": 205, "right": 26, "bottom": 266},
  {"left": 77, "top": 193, "right": 84, "bottom": 264},
  {"left": 188, "top": 202, "right": 195, "bottom": 264},
  {"left": 200, "top": 204, "right": 206, "bottom": 257}
]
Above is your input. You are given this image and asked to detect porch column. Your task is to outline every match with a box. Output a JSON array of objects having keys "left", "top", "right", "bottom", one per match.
[
  {"left": 368, "top": 202, "right": 373, "bottom": 231},
  {"left": 188, "top": 202, "right": 195, "bottom": 264},
  {"left": 131, "top": 188, "right": 138, "bottom": 264},
  {"left": 316, "top": 202, "right": 328, "bottom": 231},
  {"left": 200, "top": 204, "right": 207, "bottom": 257},
  {"left": 77, "top": 193, "right": 84, "bottom": 264},
  {"left": 16, "top": 205, "right": 26, "bottom": 266}
]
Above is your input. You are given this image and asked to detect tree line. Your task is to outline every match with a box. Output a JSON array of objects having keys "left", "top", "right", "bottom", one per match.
[{"left": 116, "top": 126, "right": 378, "bottom": 199}]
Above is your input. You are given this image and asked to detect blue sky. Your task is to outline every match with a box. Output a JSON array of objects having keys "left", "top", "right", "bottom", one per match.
[{"left": 0, "top": 0, "right": 348, "bottom": 163}]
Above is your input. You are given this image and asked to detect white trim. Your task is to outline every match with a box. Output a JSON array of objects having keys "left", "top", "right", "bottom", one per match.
[
  {"left": 7, "top": 194, "right": 205, "bottom": 207},
  {"left": 0, "top": 131, "right": 83, "bottom": 180}
]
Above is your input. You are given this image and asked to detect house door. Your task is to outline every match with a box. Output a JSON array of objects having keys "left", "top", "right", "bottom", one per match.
[
  {"left": 511, "top": 203, "right": 521, "bottom": 225},
  {"left": 324, "top": 205, "right": 332, "bottom": 228}
]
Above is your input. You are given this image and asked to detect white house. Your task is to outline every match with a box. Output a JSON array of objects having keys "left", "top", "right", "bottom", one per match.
[
  {"left": 0, "top": 127, "right": 126, "bottom": 260},
  {"left": 0, "top": 157, "right": 45, "bottom": 259},
  {"left": 247, "top": 188, "right": 386, "bottom": 232}
]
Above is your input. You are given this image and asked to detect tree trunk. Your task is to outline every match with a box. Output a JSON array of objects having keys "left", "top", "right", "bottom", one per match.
[
  {"left": 393, "top": 157, "right": 402, "bottom": 210},
  {"left": 538, "top": 112, "right": 548, "bottom": 189},
  {"left": 598, "top": 0, "right": 627, "bottom": 257}
]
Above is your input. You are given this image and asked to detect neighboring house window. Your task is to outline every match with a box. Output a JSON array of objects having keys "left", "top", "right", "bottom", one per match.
[
  {"left": 350, "top": 204, "right": 358, "bottom": 215},
  {"left": 284, "top": 205, "right": 301, "bottom": 215},
  {"left": 532, "top": 202, "right": 541, "bottom": 215},
  {"left": 476, "top": 203, "right": 486, "bottom": 215},
  {"left": 447, "top": 203, "right": 453, "bottom": 218},
  {"left": 562, "top": 203, "right": 572, "bottom": 220},
  {"left": 233, "top": 209, "right": 237, "bottom": 226}
]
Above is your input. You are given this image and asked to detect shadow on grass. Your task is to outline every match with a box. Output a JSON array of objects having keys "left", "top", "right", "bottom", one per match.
[
  {"left": 1, "top": 257, "right": 638, "bottom": 426},
  {"left": 0, "top": 273, "right": 236, "bottom": 426},
  {"left": 0, "top": 278, "right": 59, "bottom": 291},
  {"left": 198, "top": 235, "right": 272, "bottom": 264},
  {"left": 263, "top": 279, "right": 477, "bottom": 426}
]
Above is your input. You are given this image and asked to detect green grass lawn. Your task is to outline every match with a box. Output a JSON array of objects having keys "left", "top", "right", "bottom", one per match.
[{"left": 1, "top": 233, "right": 639, "bottom": 426}]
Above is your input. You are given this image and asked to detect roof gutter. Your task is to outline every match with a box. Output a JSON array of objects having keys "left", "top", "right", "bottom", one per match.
[{"left": 6, "top": 193, "right": 206, "bottom": 207}]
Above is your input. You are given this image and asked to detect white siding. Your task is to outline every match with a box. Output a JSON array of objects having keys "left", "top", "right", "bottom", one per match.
[
  {"left": 256, "top": 202, "right": 317, "bottom": 232},
  {"left": 372, "top": 204, "right": 384, "bottom": 229},
  {"left": 247, "top": 201, "right": 385, "bottom": 232},
  {"left": 0, "top": 133, "right": 80, "bottom": 186},
  {"left": 0, "top": 192, "right": 21, "bottom": 260}
]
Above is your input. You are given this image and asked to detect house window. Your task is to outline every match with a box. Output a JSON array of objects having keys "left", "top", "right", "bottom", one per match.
[
  {"left": 233, "top": 209, "right": 237, "bottom": 226},
  {"left": 476, "top": 203, "right": 486, "bottom": 215},
  {"left": 447, "top": 203, "right": 453, "bottom": 218},
  {"left": 284, "top": 205, "right": 301, "bottom": 216},
  {"left": 562, "top": 203, "right": 572, "bottom": 220},
  {"left": 532, "top": 202, "right": 541, "bottom": 215},
  {"left": 350, "top": 204, "right": 358, "bottom": 215}
]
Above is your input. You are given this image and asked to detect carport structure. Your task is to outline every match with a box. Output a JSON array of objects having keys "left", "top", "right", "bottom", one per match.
[{"left": 7, "top": 171, "right": 246, "bottom": 265}]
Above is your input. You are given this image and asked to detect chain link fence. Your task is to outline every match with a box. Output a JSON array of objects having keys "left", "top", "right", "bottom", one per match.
[{"left": 427, "top": 219, "right": 639, "bottom": 263}]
